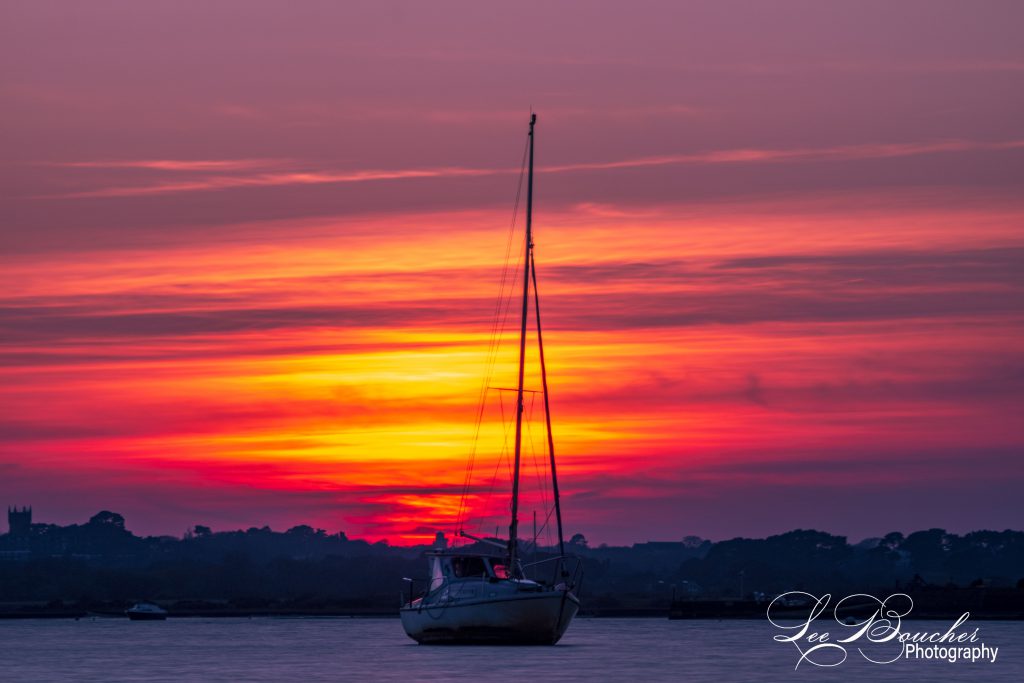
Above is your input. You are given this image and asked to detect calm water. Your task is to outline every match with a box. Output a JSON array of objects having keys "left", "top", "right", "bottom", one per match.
[{"left": 0, "top": 617, "right": 1019, "bottom": 682}]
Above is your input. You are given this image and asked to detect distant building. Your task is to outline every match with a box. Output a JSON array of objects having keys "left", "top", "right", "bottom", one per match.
[{"left": 7, "top": 506, "right": 32, "bottom": 536}]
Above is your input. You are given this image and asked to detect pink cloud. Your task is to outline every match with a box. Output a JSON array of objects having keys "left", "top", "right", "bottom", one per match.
[
  {"left": 44, "top": 138, "right": 1024, "bottom": 199},
  {"left": 45, "top": 159, "right": 288, "bottom": 172}
]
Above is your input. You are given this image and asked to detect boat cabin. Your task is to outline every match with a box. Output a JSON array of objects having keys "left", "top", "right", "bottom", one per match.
[{"left": 427, "top": 551, "right": 511, "bottom": 588}]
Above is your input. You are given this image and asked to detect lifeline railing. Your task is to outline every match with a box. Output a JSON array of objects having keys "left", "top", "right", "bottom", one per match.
[{"left": 521, "top": 554, "right": 583, "bottom": 593}]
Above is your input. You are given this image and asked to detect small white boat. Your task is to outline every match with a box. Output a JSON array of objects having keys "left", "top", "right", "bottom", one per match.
[
  {"left": 400, "top": 539, "right": 579, "bottom": 644},
  {"left": 126, "top": 602, "right": 168, "bottom": 621},
  {"left": 400, "top": 114, "right": 582, "bottom": 645}
]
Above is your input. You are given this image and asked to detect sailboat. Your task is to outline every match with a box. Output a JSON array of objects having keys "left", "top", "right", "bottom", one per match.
[{"left": 400, "top": 114, "right": 581, "bottom": 645}]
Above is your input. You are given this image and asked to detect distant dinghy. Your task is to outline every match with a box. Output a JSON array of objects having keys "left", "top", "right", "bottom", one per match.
[
  {"left": 126, "top": 602, "right": 168, "bottom": 621},
  {"left": 400, "top": 114, "right": 581, "bottom": 645}
]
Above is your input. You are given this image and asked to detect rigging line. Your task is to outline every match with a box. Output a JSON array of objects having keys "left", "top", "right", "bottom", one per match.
[
  {"left": 457, "top": 135, "right": 529, "bottom": 530},
  {"left": 530, "top": 247, "right": 565, "bottom": 556},
  {"left": 501, "top": 390, "right": 514, "bottom": 483},
  {"left": 536, "top": 393, "right": 554, "bottom": 546},
  {"left": 476, "top": 447, "right": 506, "bottom": 536},
  {"left": 459, "top": 143, "right": 525, "bottom": 518},
  {"left": 525, "top": 395, "right": 552, "bottom": 545},
  {"left": 473, "top": 451, "right": 505, "bottom": 537},
  {"left": 458, "top": 269, "right": 516, "bottom": 528},
  {"left": 459, "top": 155, "right": 526, "bottom": 528},
  {"left": 485, "top": 137, "right": 530, "bottom": 363},
  {"left": 483, "top": 140, "right": 527, "bottom": 366},
  {"left": 524, "top": 392, "right": 550, "bottom": 517},
  {"left": 534, "top": 506, "right": 555, "bottom": 545},
  {"left": 468, "top": 174, "right": 524, "bottom": 464},
  {"left": 487, "top": 240, "right": 525, "bottom": 399},
  {"left": 475, "top": 447, "right": 507, "bottom": 538},
  {"left": 473, "top": 385, "right": 519, "bottom": 537},
  {"left": 463, "top": 263, "right": 522, "bottom": 533},
  {"left": 532, "top": 444, "right": 557, "bottom": 548}
]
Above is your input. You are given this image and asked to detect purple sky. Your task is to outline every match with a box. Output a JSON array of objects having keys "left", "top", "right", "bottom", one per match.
[{"left": 1, "top": 1, "right": 1022, "bottom": 543}]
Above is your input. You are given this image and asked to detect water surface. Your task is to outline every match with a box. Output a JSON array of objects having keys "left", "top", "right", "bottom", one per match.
[{"left": 0, "top": 617, "right": 1018, "bottom": 681}]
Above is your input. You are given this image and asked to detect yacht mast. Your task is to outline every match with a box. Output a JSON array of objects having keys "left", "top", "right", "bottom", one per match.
[{"left": 509, "top": 113, "right": 536, "bottom": 572}]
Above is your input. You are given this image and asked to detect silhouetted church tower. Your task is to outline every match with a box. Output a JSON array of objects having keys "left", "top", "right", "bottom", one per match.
[{"left": 7, "top": 506, "right": 31, "bottom": 536}]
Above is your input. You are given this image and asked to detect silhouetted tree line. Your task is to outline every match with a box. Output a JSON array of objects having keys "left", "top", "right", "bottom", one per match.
[
  {"left": 666, "top": 528, "right": 1024, "bottom": 601},
  {"left": 1, "top": 514, "right": 1022, "bottom": 613}
]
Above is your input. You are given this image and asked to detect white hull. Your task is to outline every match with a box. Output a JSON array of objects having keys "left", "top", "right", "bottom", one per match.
[{"left": 401, "top": 588, "right": 579, "bottom": 645}]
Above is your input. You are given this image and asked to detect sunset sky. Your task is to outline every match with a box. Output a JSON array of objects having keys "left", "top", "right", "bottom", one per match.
[{"left": 2, "top": 1, "right": 1022, "bottom": 544}]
